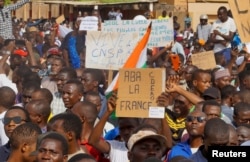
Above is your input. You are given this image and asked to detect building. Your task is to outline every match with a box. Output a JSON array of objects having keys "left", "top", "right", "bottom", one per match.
[
  {"left": 157, "top": 0, "right": 229, "bottom": 31},
  {"left": 14, "top": 0, "right": 229, "bottom": 29}
]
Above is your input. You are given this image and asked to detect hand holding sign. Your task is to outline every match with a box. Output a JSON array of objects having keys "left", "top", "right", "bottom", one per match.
[
  {"left": 156, "top": 92, "right": 171, "bottom": 107},
  {"left": 165, "top": 75, "right": 180, "bottom": 93},
  {"left": 165, "top": 41, "right": 173, "bottom": 49},
  {"left": 107, "top": 91, "right": 118, "bottom": 115}
]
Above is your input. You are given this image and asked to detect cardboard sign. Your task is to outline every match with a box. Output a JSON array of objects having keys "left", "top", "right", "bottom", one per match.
[
  {"left": 102, "top": 19, "right": 174, "bottom": 47},
  {"left": 228, "top": 0, "right": 250, "bottom": 43},
  {"left": 191, "top": 51, "right": 216, "bottom": 70},
  {"left": 79, "top": 16, "right": 98, "bottom": 31},
  {"left": 116, "top": 68, "right": 166, "bottom": 118},
  {"left": 85, "top": 31, "right": 139, "bottom": 70},
  {"left": 56, "top": 15, "right": 65, "bottom": 24}
]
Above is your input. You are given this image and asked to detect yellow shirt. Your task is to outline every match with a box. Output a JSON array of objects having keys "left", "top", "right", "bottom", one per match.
[
  {"left": 158, "top": 15, "right": 169, "bottom": 20},
  {"left": 47, "top": 112, "right": 53, "bottom": 122}
]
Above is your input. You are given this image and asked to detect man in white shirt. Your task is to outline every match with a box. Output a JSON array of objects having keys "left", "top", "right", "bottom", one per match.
[
  {"left": 196, "top": 14, "right": 211, "bottom": 42},
  {"left": 0, "top": 87, "right": 16, "bottom": 146},
  {"left": 210, "top": 6, "right": 236, "bottom": 64}
]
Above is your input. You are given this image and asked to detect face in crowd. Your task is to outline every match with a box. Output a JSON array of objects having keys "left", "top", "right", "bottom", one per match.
[
  {"left": 193, "top": 72, "right": 211, "bottom": 94},
  {"left": 185, "top": 111, "right": 207, "bottom": 137},
  {"left": 3, "top": 108, "right": 29, "bottom": 138}
]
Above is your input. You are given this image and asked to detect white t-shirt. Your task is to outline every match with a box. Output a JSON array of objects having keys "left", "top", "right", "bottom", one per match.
[
  {"left": 211, "top": 17, "right": 236, "bottom": 53},
  {"left": 107, "top": 140, "right": 128, "bottom": 162},
  {"left": 94, "top": 118, "right": 114, "bottom": 137},
  {"left": 0, "top": 111, "right": 8, "bottom": 146}
]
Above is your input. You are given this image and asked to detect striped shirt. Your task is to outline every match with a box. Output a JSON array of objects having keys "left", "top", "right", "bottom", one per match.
[
  {"left": 51, "top": 92, "right": 67, "bottom": 115},
  {"left": 0, "top": 0, "right": 30, "bottom": 40},
  {"left": 107, "top": 140, "right": 128, "bottom": 162}
]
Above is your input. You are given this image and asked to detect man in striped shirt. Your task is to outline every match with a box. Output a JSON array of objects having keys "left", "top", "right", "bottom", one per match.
[{"left": 0, "top": 0, "right": 30, "bottom": 40}]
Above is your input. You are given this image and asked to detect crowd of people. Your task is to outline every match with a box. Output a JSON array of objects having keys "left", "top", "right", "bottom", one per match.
[{"left": 0, "top": 0, "right": 250, "bottom": 162}]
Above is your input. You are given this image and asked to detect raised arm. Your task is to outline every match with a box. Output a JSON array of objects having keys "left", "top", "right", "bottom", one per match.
[
  {"left": 0, "top": 41, "right": 18, "bottom": 94},
  {"left": 88, "top": 92, "right": 117, "bottom": 154},
  {"left": 165, "top": 75, "right": 204, "bottom": 105},
  {"left": 148, "top": 43, "right": 172, "bottom": 64},
  {"left": 8, "top": 0, "right": 31, "bottom": 11},
  {"left": 25, "top": 40, "right": 38, "bottom": 67}
]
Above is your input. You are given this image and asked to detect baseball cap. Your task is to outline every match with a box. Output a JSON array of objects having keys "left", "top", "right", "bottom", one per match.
[
  {"left": 127, "top": 130, "right": 167, "bottom": 151},
  {"left": 13, "top": 49, "right": 28, "bottom": 57},
  {"left": 47, "top": 47, "right": 60, "bottom": 55},
  {"left": 202, "top": 87, "right": 220, "bottom": 99}
]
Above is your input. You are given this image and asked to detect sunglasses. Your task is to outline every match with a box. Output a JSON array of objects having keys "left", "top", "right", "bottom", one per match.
[
  {"left": 186, "top": 116, "right": 206, "bottom": 123},
  {"left": 3, "top": 116, "right": 27, "bottom": 125}
]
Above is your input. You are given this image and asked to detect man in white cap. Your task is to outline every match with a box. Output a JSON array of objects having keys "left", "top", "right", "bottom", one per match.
[
  {"left": 213, "top": 68, "right": 231, "bottom": 90},
  {"left": 127, "top": 128, "right": 167, "bottom": 162},
  {"left": 196, "top": 14, "right": 212, "bottom": 43}
]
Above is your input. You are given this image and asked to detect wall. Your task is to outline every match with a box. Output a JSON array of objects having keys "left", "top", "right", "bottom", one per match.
[{"left": 188, "top": 2, "right": 229, "bottom": 30}]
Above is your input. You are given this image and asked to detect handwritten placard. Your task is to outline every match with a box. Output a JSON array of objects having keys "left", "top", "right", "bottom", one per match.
[
  {"left": 149, "top": 107, "right": 165, "bottom": 118},
  {"left": 79, "top": 16, "right": 98, "bottom": 31},
  {"left": 191, "top": 51, "right": 216, "bottom": 70},
  {"left": 85, "top": 31, "right": 139, "bottom": 70},
  {"left": 56, "top": 15, "right": 65, "bottom": 24},
  {"left": 102, "top": 19, "right": 174, "bottom": 47},
  {"left": 116, "top": 68, "right": 166, "bottom": 118},
  {"left": 228, "top": 0, "right": 250, "bottom": 43}
]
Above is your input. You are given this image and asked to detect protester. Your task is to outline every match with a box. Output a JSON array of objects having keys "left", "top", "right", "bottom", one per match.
[
  {"left": 0, "top": 0, "right": 31, "bottom": 39},
  {"left": 62, "top": 79, "right": 84, "bottom": 111},
  {"left": 0, "top": 87, "right": 16, "bottom": 146},
  {"left": 7, "top": 123, "right": 42, "bottom": 162},
  {"left": 88, "top": 92, "right": 140, "bottom": 162},
  {"left": 25, "top": 99, "right": 51, "bottom": 133},
  {"left": 167, "top": 110, "right": 207, "bottom": 160},
  {"left": 236, "top": 126, "right": 250, "bottom": 145},
  {"left": 127, "top": 126, "right": 167, "bottom": 162},
  {"left": 196, "top": 14, "right": 211, "bottom": 43},
  {"left": 0, "top": 106, "right": 31, "bottom": 161},
  {"left": 158, "top": 10, "right": 169, "bottom": 20},
  {"left": 48, "top": 113, "right": 88, "bottom": 160},
  {"left": 36, "top": 132, "right": 68, "bottom": 162},
  {"left": 190, "top": 118, "right": 229, "bottom": 162},
  {"left": 51, "top": 67, "right": 77, "bottom": 115},
  {"left": 210, "top": 6, "right": 236, "bottom": 64},
  {"left": 0, "top": 4, "right": 249, "bottom": 162}
]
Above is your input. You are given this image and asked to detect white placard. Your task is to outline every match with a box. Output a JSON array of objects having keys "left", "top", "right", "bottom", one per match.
[
  {"left": 148, "top": 107, "right": 165, "bottom": 118},
  {"left": 85, "top": 31, "right": 139, "bottom": 70},
  {"left": 79, "top": 16, "right": 98, "bottom": 31},
  {"left": 102, "top": 19, "right": 174, "bottom": 47}
]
